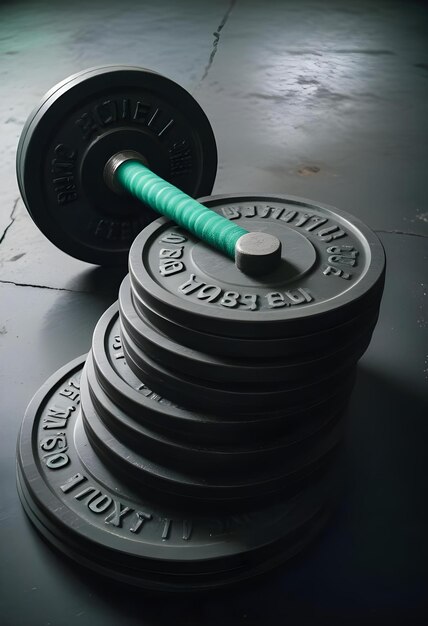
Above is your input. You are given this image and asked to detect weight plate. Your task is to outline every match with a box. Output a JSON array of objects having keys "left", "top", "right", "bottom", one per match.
[
  {"left": 131, "top": 282, "right": 381, "bottom": 359},
  {"left": 16, "top": 67, "right": 102, "bottom": 201},
  {"left": 85, "top": 353, "right": 346, "bottom": 475},
  {"left": 83, "top": 353, "right": 346, "bottom": 501},
  {"left": 121, "top": 325, "right": 366, "bottom": 411},
  {"left": 83, "top": 354, "right": 344, "bottom": 501},
  {"left": 119, "top": 274, "right": 378, "bottom": 384},
  {"left": 17, "top": 355, "right": 341, "bottom": 591},
  {"left": 129, "top": 194, "right": 385, "bottom": 338},
  {"left": 17, "top": 66, "right": 217, "bottom": 265},
  {"left": 120, "top": 314, "right": 373, "bottom": 390},
  {"left": 91, "top": 303, "right": 356, "bottom": 444}
]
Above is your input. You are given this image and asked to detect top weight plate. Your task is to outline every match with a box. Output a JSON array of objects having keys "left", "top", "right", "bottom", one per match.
[
  {"left": 129, "top": 194, "right": 385, "bottom": 338},
  {"left": 16, "top": 66, "right": 217, "bottom": 265}
]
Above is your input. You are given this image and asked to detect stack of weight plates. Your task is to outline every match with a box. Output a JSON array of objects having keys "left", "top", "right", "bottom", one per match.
[
  {"left": 17, "top": 194, "right": 385, "bottom": 591},
  {"left": 121, "top": 193, "right": 384, "bottom": 410}
]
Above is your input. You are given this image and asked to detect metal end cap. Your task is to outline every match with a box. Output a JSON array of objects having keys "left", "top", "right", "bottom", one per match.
[
  {"left": 235, "top": 232, "right": 282, "bottom": 276},
  {"left": 104, "top": 150, "right": 147, "bottom": 195}
]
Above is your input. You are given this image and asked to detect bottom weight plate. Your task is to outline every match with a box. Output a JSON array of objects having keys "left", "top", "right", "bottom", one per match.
[{"left": 17, "top": 356, "right": 341, "bottom": 591}]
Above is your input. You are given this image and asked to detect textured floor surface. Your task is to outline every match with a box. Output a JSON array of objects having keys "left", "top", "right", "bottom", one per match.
[{"left": 0, "top": 1, "right": 427, "bottom": 624}]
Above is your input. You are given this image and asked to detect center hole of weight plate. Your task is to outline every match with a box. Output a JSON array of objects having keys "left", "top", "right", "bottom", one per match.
[
  {"left": 80, "top": 127, "right": 165, "bottom": 218},
  {"left": 190, "top": 224, "right": 317, "bottom": 287}
]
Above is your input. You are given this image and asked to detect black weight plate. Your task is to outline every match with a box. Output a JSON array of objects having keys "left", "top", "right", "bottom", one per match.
[
  {"left": 129, "top": 194, "right": 385, "bottom": 338},
  {"left": 17, "top": 462, "right": 333, "bottom": 591},
  {"left": 17, "top": 66, "right": 217, "bottom": 265},
  {"left": 16, "top": 67, "right": 102, "bottom": 201},
  {"left": 119, "top": 274, "right": 378, "bottom": 384},
  {"left": 91, "top": 303, "right": 356, "bottom": 444},
  {"left": 131, "top": 281, "right": 381, "bottom": 359},
  {"left": 83, "top": 352, "right": 346, "bottom": 478},
  {"left": 17, "top": 355, "right": 340, "bottom": 591},
  {"left": 120, "top": 310, "right": 374, "bottom": 387},
  {"left": 82, "top": 356, "right": 344, "bottom": 502},
  {"left": 120, "top": 320, "right": 369, "bottom": 412}
]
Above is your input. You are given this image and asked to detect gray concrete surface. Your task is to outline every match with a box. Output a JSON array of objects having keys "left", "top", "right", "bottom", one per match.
[{"left": 0, "top": 1, "right": 427, "bottom": 625}]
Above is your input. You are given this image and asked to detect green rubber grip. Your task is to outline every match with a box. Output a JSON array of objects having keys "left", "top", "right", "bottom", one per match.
[{"left": 116, "top": 161, "right": 248, "bottom": 259}]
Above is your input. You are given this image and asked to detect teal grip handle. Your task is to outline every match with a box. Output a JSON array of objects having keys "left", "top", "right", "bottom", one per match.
[{"left": 116, "top": 160, "right": 248, "bottom": 259}]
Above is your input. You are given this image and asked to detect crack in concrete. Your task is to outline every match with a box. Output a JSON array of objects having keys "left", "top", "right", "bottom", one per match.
[
  {"left": 375, "top": 229, "right": 428, "bottom": 239},
  {"left": 0, "top": 197, "right": 20, "bottom": 245},
  {"left": 200, "top": 0, "right": 237, "bottom": 83},
  {"left": 0, "top": 279, "right": 89, "bottom": 294}
]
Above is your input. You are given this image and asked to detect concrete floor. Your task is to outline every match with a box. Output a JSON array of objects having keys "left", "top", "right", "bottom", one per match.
[{"left": 0, "top": 1, "right": 427, "bottom": 624}]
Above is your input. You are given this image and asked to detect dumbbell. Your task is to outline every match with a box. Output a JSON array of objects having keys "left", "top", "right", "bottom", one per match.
[{"left": 17, "top": 65, "right": 280, "bottom": 274}]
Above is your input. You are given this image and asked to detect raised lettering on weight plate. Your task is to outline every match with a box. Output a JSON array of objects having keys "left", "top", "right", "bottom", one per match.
[
  {"left": 75, "top": 112, "right": 98, "bottom": 141},
  {"left": 169, "top": 139, "right": 192, "bottom": 176},
  {"left": 159, "top": 260, "right": 185, "bottom": 276},
  {"left": 220, "top": 206, "right": 241, "bottom": 220},
  {"left": 160, "top": 247, "right": 183, "bottom": 259},
  {"left": 317, "top": 225, "right": 346, "bottom": 242},
  {"left": 75, "top": 99, "right": 175, "bottom": 143},
  {"left": 93, "top": 218, "right": 134, "bottom": 242},
  {"left": 161, "top": 518, "right": 171, "bottom": 540},
  {"left": 111, "top": 335, "right": 125, "bottom": 359},
  {"left": 51, "top": 144, "right": 78, "bottom": 205},
  {"left": 157, "top": 118, "right": 174, "bottom": 137},
  {"left": 260, "top": 206, "right": 284, "bottom": 219},
  {"left": 196, "top": 284, "right": 222, "bottom": 302},
  {"left": 105, "top": 501, "right": 132, "bottom": 528},
  {"left": 60, "top": 473, "right": 87, "bottom": 493},
  {"left": 88, "top": 494, "right": 113, "bottom": 514},
  {"left": 265, "top": 288, "right": 312, "bottom": 308},
  {"left": 179, "top": 273, "right": 204, "bottom": 295},
  {"left": 294, "top": 213, "right": 312, "bottom": 228},
  {"left": 279, "top": 209, "right": 297, "bottom": 223},
  {"left": 133, "top": 101, "right": 151, "bottom": 122},
  {"left": 130, "top": 511, "right": 152, "bottom": 534},
  {"left": 95, "top": 100, "right": 117, "bottom": 125},
  {"left": 59, "top": 383, "right": 80, "bottom": 403},
  {"left": 40, "top": 432, "right": 69, "bottom": 470},
  {"left": 327, "top": 245, "right": 359, "bottom": 267},
  {"left": 44, "top": 451, "right": 70, "bottom": 469},
  {"left": 74, "top": 486, "right": 101, "bottom": 505},
  {"left": 160, "top": 232, "right": 187, "bottom": 245},
  {"left": 182, "top": 520, "right": 192, "bottom": 541},
  {"left": 244, "top": 206, "right": 257, "bottom": 218},
  {"left": 43, "top": 405, "right": 76, "bottom": 429},
  {"left": 137, "top": 383, "right": 173, "bottom": 405},
  {"left": 323, "top": 265, "right": 351, "bottom": 280},
  {"left": 286, "top": 288, "right": 313, "bottom": 304},
  {"left": 304, "top": 216, "right": 327, "bottom": 231}
]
